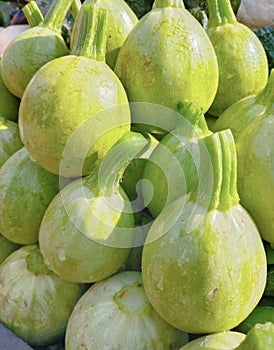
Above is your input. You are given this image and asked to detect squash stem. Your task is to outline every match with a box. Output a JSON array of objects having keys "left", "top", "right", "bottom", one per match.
[
  {"left": 42, "top": 0, "right": 74, "bottom": 32},
  {"left": 96, "top": 131, "right": 149, "bottom": 196},
  {"left": 70, "top": 0, "right": 82, "bottom": 19},
  {"left": 195, "top": 129, "right": 239, "bottom": 211},
  {"left": 177, "top": 100, "right": 209, "bottom": 137},
  {"left": 197, "top": 132, "right": 222, "bottom": 211},
  {"left": 218, "top": 130, "right": 239, "bottom": 211},
  {"left": 71, "top": 4, "right": 108, "bottom": 61},
  {"left": 207, "top": 0, "right": 237, "bottom": 28},
  {"left": 152, "top": 0, "right": 185, "bottom": 9},
  {"left": 22, "top": 1, "right": 44, "bottom": 27},
  {"left": 26, "top": 249, "right": 50, "bottom": 276}
]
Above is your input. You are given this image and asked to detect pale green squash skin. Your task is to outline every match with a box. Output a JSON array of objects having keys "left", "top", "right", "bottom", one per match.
[
  {"left": 236, "top": 115, "right": 274, "bottom": 244},
  {"left": 0, "top": 117, "right": 23, "bottom": 168},
  {"left": 206, "top": 23, "right": 269, "bottom": 116},
  {"left": 179, "top": 331, "right": 245, "bottom": 349},
  {"left": 142, "top": 201, "right": 267, "bottom": 333},
  {"left": 0, "top": 147, "right": 60, "bottom": 244},
  {"left": 19, "top": 55, "right": 131, "bottom": 177},
  {"left": 39, "top": 177, "right": 134, "bottom": 283},
  {"left": 65, "top": 271, "right": 188, "bottom": 350},
  {"left": 1, "top": 26, "right": 69, "bottom": 98},
  {"left": 0, "top": 244, "right": 85, "bottom": 347},
  {"left": 72, "top": 0, "right": 138, "bottom": 69},
  {"left": 114, "top": 7, "right": 219, "bottom": 127},
  {"left": 213, "top": 71, "right": 274, "bottom": 244}
]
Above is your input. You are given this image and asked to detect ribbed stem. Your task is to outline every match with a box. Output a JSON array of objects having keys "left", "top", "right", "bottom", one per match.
[
  {"left": 42, "top": 0, "right": 74, "bottom": 32},
  {"left": 22, "top": 1, "right": 44, "bottom": 27},
  {"left": 95, "top": 131, "right": 149, "bottom": 196},
  {"left": 71, "top": 4, "right": 107, "bottom": 61},
  {"left": 177, "top": 100, "right": 210, "bottom": 137},
  {"left": 26, "top": 249, "right": 50, "bottom": 276},
  {"left": 207, "top": 0, "right": 237, "bottom": 28},
  {"left": 196, "top": 129, "right": 239, "bottom": 212},
  {"left": 153, "top": 0, "right": 185, "bottom": 9},
  {"left": 218, "top": 130, "right": 239, "bottom": 211},
  {"left": 70, "top": 0, "right": 82, "bottom": 19}
]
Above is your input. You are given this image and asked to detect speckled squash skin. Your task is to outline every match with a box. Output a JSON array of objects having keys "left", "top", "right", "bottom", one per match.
[
  {"left": 39, "top": 177, "right": 134, "bottom": 283},
  {"left": 179, "top": 331, "right": 245, "bottom": 349},
  {"left": 236, "top": 113, "right": 274, "bottom": 244},
  {"left": 142, "top": 130, "right": 267, "bottom": 334},
  {"left": 206, "top": 0, "right": 269, "bottom": 116},
  {"left": 65, "top": 271, "right": 188, "bottom": 349},
  {"left": 0, "top": 147, "right": 60, "bottom": 244},
  {"left": 19, "top": 55, "right": 131, "bottom": 177},
  {"left": 213, "top": 70, "right": 274, "bottom": 244},
  {"left": 0, "top": 244, "right": 85, "bottom": 347},
  {"left": 114, "top": 3, "right": 219, "bottom": 127},
  {"left": 71, "top": 0, "right": 138, "bottom": 70},
  {"left": 142, "top": 202, "right": 267, "bottom": 333},
  {"left": 1, "top": 26, "right": 69, "bottom": 99}
]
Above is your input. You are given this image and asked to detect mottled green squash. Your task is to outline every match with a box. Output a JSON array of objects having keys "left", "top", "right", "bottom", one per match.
[
  {"left": 206, "top": 0, "right": 269, "bottom": 116},
  {"left": 1, "top": 0, "right": 72, "bottom": 98},
  {"left": 0, "top": 244, "right": 85, "bottom": 346},
  {"left": 19, "top": 4, "right": 130, "bottom": 177},
  {"left": 213, "top": 70, "right": 274, "bottom": 244},
  {"left": 39, "top": 131, "right": 148, "bottom": 283},
  {"left": 115, "top": 0, "right": 219, "bottom": 135},
  {"left": 142, "top": 130, "right": 267, "bottom": 334}
]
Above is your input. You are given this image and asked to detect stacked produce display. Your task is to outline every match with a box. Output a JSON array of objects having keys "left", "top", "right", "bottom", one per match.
[{"left": 0, "top": 0, "right": 274, "bottom": 348}]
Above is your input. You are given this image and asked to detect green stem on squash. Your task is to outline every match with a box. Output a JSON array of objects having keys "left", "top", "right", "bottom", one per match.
[
  {"left": 195, "top": 129, "right": 239, "bottom": 212},
  {"left": 91, "top": 131, "right": 149, "bottom": 196},
  {"left": 26, "top": 249, "right": 51, "bottom": 276},
  {"left": 70, "top": 0, "right": 82, "bottom": 19},
  {"left": 71, "top": 4, "right": 108, "bottom": 62},
  {"left": 218, "top": 129, "right": 239, "bottom": 211},
  {"left": 207, "top": 0, "right": 237, "bottom": 28},
  {"left": 42, "top": 0, "right": 74, "bottom": 32},
  {"left": 153, "top": 0, "right": 185, "bottom": 9},
  {"left": 177, "top": 100, "right": 210, "bottom": 137},
  {"left": 22, "top": 1, "right": 44, "bottom": 27}
]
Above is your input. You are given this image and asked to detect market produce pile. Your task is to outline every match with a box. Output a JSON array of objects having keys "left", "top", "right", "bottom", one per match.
[{"left": 0, "top": 0, "right": 274, "bottom": 349}]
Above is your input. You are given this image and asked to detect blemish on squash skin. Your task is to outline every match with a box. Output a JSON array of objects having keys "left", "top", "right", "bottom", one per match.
[
  {"left": 119, "top": 290, "right": 126, "bottom": 298},
  {"left": 207, "top": 288, "right": 219, "bottom": 301}
]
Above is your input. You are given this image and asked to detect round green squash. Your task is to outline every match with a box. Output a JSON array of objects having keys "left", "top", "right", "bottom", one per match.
[
  {"left": 19, "top": 5, "right": 131, "bottom": 177},
  {"left": 0, "top": 244, "right": 85, "bottom": 347},
  {"left": 39, "top": 131, "right": 148, "bottom": 283},
  {"left": 142, "top": 130, "right": 267, "bottom": 334},
  {"left": 65, "top": 271, "right": 188, "bottom": 349},
  {"left": 1, "top": 0, "right": 72, "bottom": 99},
  {"left": 206, "top": 0, "right": 269, "bottom": 116},
  {"left": 114, "top": 0, "right": 219, "bottom": 133},
  {"left": 213, "top": 70, "right": 274, "bottom": 244}
]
